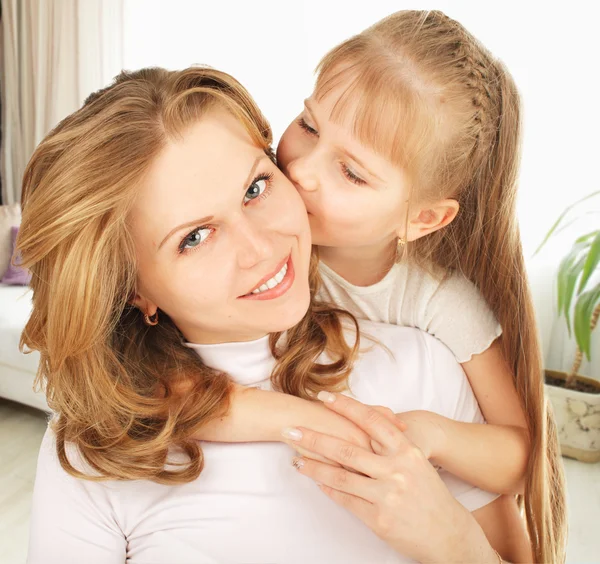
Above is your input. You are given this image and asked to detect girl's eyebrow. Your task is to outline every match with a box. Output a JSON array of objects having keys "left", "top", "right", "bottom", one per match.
[
  {"left": 304, "top": 99, "right": 383, "bottom": 184},
  {"left": 338, "top": 146, "right": 384, "bottom": 183},
  {"left": 303, "top": 99, "right": 320, "bottom": 129}
]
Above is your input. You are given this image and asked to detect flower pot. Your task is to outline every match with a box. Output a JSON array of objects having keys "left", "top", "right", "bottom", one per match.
[{"left": 545, "top": 369, "right": 600, "bottom": 463}]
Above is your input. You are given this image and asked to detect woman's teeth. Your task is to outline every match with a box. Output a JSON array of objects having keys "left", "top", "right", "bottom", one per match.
[{"left": 251, "top": 263, "right": 288, "bottom": 294}]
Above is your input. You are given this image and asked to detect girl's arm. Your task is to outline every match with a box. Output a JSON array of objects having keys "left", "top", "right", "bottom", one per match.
[
  {"left": 288, "top": 393, "right": 532, "bottom": 563},
  {"left": 196, "top": 385, "right": 372, "bottom": 455},
  {"left": 401, "top": 339, "right": 530, "bottom": 495}
]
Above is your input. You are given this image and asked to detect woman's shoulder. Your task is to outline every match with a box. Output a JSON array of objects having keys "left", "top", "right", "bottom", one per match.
[
  {"left": 348, "top": 320, "right": 482, "bottom": 422},
  {"left": 346, "top": 319, "right": 459, "bottom": 386},
  {"left": 37, "top": 421, "right": 101, "bottom": 479}
]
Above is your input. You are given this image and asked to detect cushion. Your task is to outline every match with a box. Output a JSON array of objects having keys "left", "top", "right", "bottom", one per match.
[
  {"left": 0, "top": 284, "right": 39, "bottom": 374},
  {"left": 0, "top": 203, "right": 21, "bottom": 278},
  {"left": 1, "top": 226, "right": 31, "bottom": 285}
]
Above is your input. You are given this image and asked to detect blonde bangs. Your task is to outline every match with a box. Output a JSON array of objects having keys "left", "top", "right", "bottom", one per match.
[{"left": 315, "top": 51, "right": 439, "bottom": 189}]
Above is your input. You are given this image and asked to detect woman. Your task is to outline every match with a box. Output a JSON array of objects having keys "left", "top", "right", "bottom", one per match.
[{"left": 21, "top": 67, "right": 530, "bottom": 563}]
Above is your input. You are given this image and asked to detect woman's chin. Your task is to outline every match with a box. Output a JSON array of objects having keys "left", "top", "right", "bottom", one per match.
[{"left": 264, "top": 287, "right": 311, "bottom": 334}]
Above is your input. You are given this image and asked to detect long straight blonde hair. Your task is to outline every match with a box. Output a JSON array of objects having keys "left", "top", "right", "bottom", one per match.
[
  {"left": 314, "top": 10, "right": 566, "bottom": 563},
  {"left": 19, "top": 67, "right": 358, "bottom": 485}
]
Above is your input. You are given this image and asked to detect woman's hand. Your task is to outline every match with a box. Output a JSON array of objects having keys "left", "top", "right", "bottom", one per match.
[{"left": 284, "top": 392, "right": 499, "bottom": 563}]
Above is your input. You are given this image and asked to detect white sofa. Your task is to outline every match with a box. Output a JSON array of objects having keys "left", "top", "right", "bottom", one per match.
[{"left": 0, "top": 283, "right": 49, "bottom": 412}]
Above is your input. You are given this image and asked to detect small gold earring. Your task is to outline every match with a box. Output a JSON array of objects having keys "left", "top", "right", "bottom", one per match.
[
  {"left": 143, "top": 311, "right": 159, "bottom": 326},
  {"left": 397, "top": 237, "right": 406, "bottom": 247}
]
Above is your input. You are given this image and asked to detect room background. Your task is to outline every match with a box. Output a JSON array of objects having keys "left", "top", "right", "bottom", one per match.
[{"left": 0, "top": 1, "right": 598, "bottom": 562}]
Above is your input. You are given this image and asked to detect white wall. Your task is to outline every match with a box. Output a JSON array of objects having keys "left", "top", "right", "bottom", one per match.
[{"left": 121, "top": 0, "right": 600, "bottom": 374}]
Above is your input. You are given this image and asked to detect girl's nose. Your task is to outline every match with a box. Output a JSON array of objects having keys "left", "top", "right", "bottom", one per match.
[{"left": 286, "top": 155, "right": 319, "bottom": 193}]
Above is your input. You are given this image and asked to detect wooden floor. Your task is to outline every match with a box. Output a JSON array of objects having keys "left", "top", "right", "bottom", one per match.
[
  {"left": 0, "top": 399, "right": 48, "bottom": 564},
  {"left": 1, "top": 398, "right": 599, "bottom": 564}
]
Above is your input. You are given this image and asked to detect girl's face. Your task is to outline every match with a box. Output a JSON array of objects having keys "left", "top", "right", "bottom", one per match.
[
  {"left": 129, "top": 108, "right": 312, "bottom": 344},
  {"left": 276, "top": 82, "right": 411, "bottom": 251}
]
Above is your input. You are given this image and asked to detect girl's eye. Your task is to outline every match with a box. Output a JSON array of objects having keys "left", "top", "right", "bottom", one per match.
[
  {"left": 244, "top": 173, "right": 273, "bottom": 204},
  {"left": 179, "top": 227, "right": 212, "bottom": 253},
  {"left": 341, "top": 163, "right": 366, "bottom": 185},
  {"left": 297, "top": 117, "right": 319, "bottom": 137}
]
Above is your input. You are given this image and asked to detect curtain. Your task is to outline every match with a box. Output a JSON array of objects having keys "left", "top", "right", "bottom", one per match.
[{"left": 0, "top": 0, "right": 124, "bottom": 205}]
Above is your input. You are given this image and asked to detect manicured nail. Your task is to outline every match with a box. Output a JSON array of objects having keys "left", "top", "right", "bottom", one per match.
[
  {"left": 292, "top": 457, "right": 305, "bottom": 470},
  {"left": 281, "top": 427, "right": 303, "bottom": 441},
  {"left": 317, "top": 391, "right": 336, "bottom": 403}
]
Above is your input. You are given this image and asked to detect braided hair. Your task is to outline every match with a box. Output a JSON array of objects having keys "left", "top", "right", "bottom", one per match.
[{"left": 314, "top": 10, "right": 567, "bottom": 563}]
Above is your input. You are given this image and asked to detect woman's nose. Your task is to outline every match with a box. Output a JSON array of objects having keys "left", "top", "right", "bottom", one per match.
[
  {"left": 235, "top": 221, "right": 275, "bottom": 270},
  {"left": 287, "top": 154, "right": 319, "bottom": 193}
]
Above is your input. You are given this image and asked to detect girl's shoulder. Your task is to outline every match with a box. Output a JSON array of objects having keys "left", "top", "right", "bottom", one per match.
[{"left": 398, "top": 263, "right": 502, "bottom": 363}]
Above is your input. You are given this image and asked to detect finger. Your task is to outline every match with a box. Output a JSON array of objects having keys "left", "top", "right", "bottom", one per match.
[
  {"left": 370, "top": 440, "right": 384, "bottom": 455},
  {"left": 317, "top": 393, "right": 410, "bottom": 452},
  {"left": 288, "top": 427, "right": 389, "bottom": 478},
  {"left": 373, "top": 405, "right": 408, "bottom": 432},
  {"left": 292, "top": 457, "right": 378, "bottom": 501},
  {"left": 291, "top": 444, "right": 341, "bottom": 467},
  {"left": 317, "top": 483, "right": 376, "bottom": 526}
]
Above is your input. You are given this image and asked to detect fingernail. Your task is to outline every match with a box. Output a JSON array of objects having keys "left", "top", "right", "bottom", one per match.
[
  {"left": 292, "top": 457, "right": 305, "bottom": 470},
  {"left": 317, "top": 391, "right": 336, "bottom": 403},
  {"left": 281, "top": 427, "right": 303, "bottom": 441}
]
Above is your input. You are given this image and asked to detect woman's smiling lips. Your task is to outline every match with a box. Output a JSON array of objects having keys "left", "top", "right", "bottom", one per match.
[{"left": 239, "top": 255, "right": 295, "bottom": 301}]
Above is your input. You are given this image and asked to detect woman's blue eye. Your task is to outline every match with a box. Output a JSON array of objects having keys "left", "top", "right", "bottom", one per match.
[
  {"left": 244, "top": 173, "right": 273, "bottom": 204},
  {"left": 180, "top": 227, "right": 211, "bottom": 252}
]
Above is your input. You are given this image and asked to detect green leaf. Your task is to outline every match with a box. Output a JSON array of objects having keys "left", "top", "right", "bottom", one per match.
[
  {"left": 534, "top": 190, "right": 600, "bottom": 256},
  {"left": 578, "top": 231, "right": 600, "bottom": 293},
  {"left": 556, "top": 214, "right": 600, "bottom": 238},
  {"left": 557, "top": 242, "right": 588, "bottom": 333},
  {"left": 574, "top": 282, "right": 600, "bottom": 360},
  {"left": 576, "top": 230, "right": 600, "bottom": 244}
]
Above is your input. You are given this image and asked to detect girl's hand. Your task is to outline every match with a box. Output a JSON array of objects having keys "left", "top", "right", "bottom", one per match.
[
  {"left": 284, "top": 392, "right": 497, "bottom": 563},
  {"left": 395, "top": 410, "right": 446, "bottom": 464}
]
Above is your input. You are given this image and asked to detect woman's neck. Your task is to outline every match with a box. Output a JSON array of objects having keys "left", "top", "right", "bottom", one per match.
[
  {"left": 182, "top": 326, "right": 269, "bottom": 346},
  {"left": 318, "top": 240, "right": 397, "bottom": 287}
]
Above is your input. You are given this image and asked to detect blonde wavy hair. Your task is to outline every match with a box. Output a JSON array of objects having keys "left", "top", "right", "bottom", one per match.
[
  {"left": 18, "top": 67, "right": 358, "bottom": 486},
  {"left": 314, "top": 10, "right": 566, "bottom": 563}
]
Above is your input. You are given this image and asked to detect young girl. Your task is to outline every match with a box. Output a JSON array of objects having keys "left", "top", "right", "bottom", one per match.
[{"left": 200, "top": 10, "right": 566, "bottom": 562}]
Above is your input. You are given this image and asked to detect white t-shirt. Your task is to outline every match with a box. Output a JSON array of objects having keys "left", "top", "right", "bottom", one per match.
[
  {"left": 28, "top": 321, "right": 497, "bottom": 564},
  {"left": 318, "top": 261, "right": 502, "bottom": 363}
]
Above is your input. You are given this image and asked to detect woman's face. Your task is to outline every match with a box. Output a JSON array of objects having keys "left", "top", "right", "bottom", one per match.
[
  {"left": 129, "top": 108, "right": 312, "bottom": 344},
  {"left": 276, "top": 81, "right": 410, "bottom": 251}
]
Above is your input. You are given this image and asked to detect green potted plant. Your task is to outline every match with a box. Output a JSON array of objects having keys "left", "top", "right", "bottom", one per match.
[{"left": 536, "top": 190, "right": 600, "bottom": 462}]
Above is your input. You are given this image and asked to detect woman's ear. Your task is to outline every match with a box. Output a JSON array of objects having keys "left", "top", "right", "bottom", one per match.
[
  {"left": 405, "top": 199, "right": 459, "bottom": 242},
  {"left": 129, "top": 292, "right": 158, "bottom": 317}
]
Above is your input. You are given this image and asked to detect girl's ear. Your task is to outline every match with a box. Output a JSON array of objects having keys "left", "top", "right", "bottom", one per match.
[{"left": 405, "top": 199, "right": 459, "bottom": 242}]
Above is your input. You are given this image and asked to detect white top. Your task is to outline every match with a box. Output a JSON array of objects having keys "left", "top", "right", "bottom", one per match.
[
  {"left": 28, "top": 321, "right": 497, "bottom": 564},
  {"left": 318, "top": 261, "right": 502, "bottom": 363}
]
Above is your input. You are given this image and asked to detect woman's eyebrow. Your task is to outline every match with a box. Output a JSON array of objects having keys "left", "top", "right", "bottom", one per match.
[
  {"left": 242, "top": 154, "right": 269, "bottom": 189},
  {"left": 157, "top": 154, "right": 269, "bottom": 251},
  {"left": 158, "top": 216, "right": 214, "bottom": 250}
]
